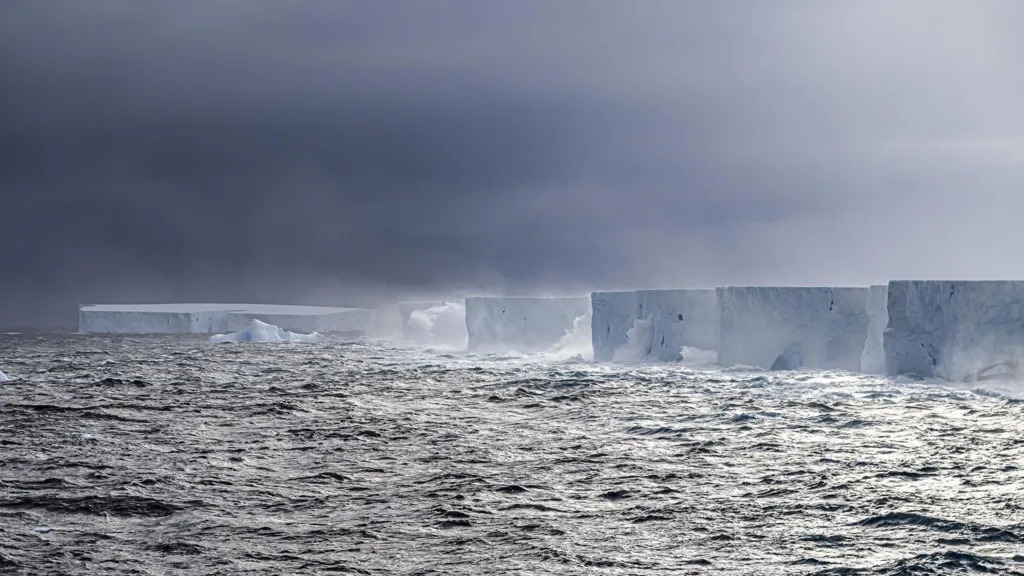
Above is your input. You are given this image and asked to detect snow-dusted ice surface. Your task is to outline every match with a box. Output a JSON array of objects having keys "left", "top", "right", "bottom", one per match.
[
  {"left": 590, "top": 292, "right": 637, "bottom": 361},
  {"left": 209, "top": 319, "right": 321, "bottom": 343},
  {"left": 860, "top": 284, "right": 889, "bottom": 374},
  {"left": 79, "top": 303, "right": 373, "bottom": 334},
  {"left": 718, "top": 287, "right": 869, "bottom": 371},
  {"left": 635, "top": 289, "right": 719, "bottom": 362},
  {"left": 465, "top": 296, "right": 590, "bottom": 353},
  {"left": 884, "top": 280, "right": 1024, "bottom": 381}
]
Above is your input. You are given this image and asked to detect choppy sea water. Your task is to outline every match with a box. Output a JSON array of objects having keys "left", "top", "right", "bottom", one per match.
[{"left": 0, "top": 333, "right": 1022, "bottom": 575}]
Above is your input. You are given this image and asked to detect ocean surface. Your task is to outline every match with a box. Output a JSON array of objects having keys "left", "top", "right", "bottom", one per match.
[{"left": 0, "top": 333, "right": 1022, "bottom": 575}]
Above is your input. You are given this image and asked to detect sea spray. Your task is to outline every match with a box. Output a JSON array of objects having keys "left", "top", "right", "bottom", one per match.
[{"left": 405, "top": 301, "right": 467, "bottom": 350}]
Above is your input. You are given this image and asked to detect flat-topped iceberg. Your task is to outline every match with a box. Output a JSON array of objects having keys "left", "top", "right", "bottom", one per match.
[
  {"left": 884, "top": 280, "right": 1024, "bottom": 381},
  {"left": 210, "top": 319, "right": 322, "bottom": 343},
  {"left": 79, "top": 303, "right": 373, "bottom": 334},
  {"left": 465, "top": 296, "right": 590, "bottom": 353},
  {"left": 717, "top": 286, "right": 869, "bottom": 371}
]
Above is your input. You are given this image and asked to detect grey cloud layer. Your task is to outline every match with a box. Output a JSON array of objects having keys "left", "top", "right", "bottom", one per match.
[{"left": 2, "top": 0, "right": 1022, "bottom": 327}]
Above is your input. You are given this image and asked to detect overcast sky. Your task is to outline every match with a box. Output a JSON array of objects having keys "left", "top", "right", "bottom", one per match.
[{"left": 2, "top": 0, "right": 1023, "bottom": 327}]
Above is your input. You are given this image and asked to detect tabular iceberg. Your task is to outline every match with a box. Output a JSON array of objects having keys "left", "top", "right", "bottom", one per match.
[
  {"left": 635, "top": 289, "right": 719, "bottom": 362},
  {"left": 884, "top": 280, "right": 1024, "bottom": 381},
  {"left": 79, "top": 304, "right": 374, "bottom": 335},
  {"left": 717, "top": 287, "right": 869, "bottom": 371},
  {"left": 860, "top": 284, "right": 889, "bottom": 374},
  {"left": 591, "top": 291, "right": 638, "bottom": 361},
  {"left": 210, "top": 319, "right": 322, "bottom": 343},
  {"left": 465, "top": 296, "right": 590, "bottom": 353}
]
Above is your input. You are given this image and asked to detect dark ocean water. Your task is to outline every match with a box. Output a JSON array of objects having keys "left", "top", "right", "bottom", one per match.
[{"left": 0, "top": 333, "right": 1022, "bottom": 575}]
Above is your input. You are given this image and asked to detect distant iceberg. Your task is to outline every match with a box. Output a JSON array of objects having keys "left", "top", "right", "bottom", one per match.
[
  {"left": 79, "top": 303, "right": 373, "bottom": 335},
  {"left": 210, "top": 319, "right": 322, "bottom": 344},
  {"left": 0, "top": 369, "right": 7, "bottom": 382}
]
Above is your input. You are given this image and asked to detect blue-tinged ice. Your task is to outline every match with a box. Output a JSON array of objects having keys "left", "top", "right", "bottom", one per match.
[
  {"left": 884, "top": 280, "right": 1024, "bottom": 381},
  {"left": 209, "top": 319, "right": 322, "bottom": 344}
]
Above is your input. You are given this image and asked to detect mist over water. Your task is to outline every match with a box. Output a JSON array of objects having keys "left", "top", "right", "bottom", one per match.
[{"left": 537, "top": 311, "right": 594, "bottom": 362}]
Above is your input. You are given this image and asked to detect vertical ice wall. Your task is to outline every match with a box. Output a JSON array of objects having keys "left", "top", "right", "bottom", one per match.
[
  {"left": 717, "top": 287, "right": 869, "bottom": 371},
  {"left": 826, "top": 288, "right": 872, "bottom": 372},
  {"left": 860, "top": 284, "right": 889, "bottom": 374},
  {"left": 591, "top": 291, "right": 638, "bottom": 361},
  {"left": 79, "top": 307, "right": 233, "bottom": 334},
  {"left": 465, "top": 296, "right": 590, "bottom": 353},
  {"left": 884, "top": 280, "right": 1024, "bottom": 381},
  {"left": 635, "top": 290, "right": 720, "bottom": 362}
]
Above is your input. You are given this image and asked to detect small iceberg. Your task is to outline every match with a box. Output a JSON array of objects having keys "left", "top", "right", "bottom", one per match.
[
  {"left": 210, "top": 319, "right": 322, "bottom": 344},
  {"left": 0, "top": 369, "right": 8, "bottom": 382}
]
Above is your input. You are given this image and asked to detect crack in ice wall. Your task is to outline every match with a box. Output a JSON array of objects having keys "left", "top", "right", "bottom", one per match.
[
  {"left": 79, "top": 304, "right": 374, "bottom": 334},
  {"left": 860, "top": 284, "right": 889, "bottom": 374}
]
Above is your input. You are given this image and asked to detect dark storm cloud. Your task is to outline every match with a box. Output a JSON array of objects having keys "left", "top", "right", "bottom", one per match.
[{"left": 2, "top": 0, "right": 1023, "bottom": 327}]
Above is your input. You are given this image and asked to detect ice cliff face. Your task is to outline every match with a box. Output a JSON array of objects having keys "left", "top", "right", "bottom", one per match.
[
  {"left": 465, "top": 296, "right": 590, "bottom": 353},
  {"left": 590, "top": 290, "right": 719, "bottom": 362},
  {"left": 860, "top": 285, "right": 889, "bottom": 374},
  {"left": 591, "top": 292, "right": 638, "bottom": 361},
  {"left": 209, "top": 319, "right": 321, "bottom": 343},
  {"left": 717, "top": 287, "right": 869, "bottom": 371},
  {"left": 635, "top": 290, "right": 719, "bottom": 362},
  {"left": 884, "top": 281, "right": 1024, "bottom": 381}
]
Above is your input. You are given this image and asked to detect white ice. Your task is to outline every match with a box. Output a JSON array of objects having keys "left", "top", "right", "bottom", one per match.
[
  {"left": 209, "top": 319, "right": 322, "bottom": 344},
  {"left": 0, "top": 369, "right": 8, "bottom": 382},
  {"left": 591, "top": 291, "right": 637, "bottom": 361},
  {"left": 465, "top": 296, "right": 590, "bottom": 353},
  {"left": 884, "top": 280, "right": 1024, "bottom": 381},
  {"left": 860, "top": 284, "right": 889, "bottom": 374},
  {"left": 635, "top": 289, "right": 719, "bottom": 362},
  {"left": 717, "top": 286, "right": 869, "bottom": 371}
]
